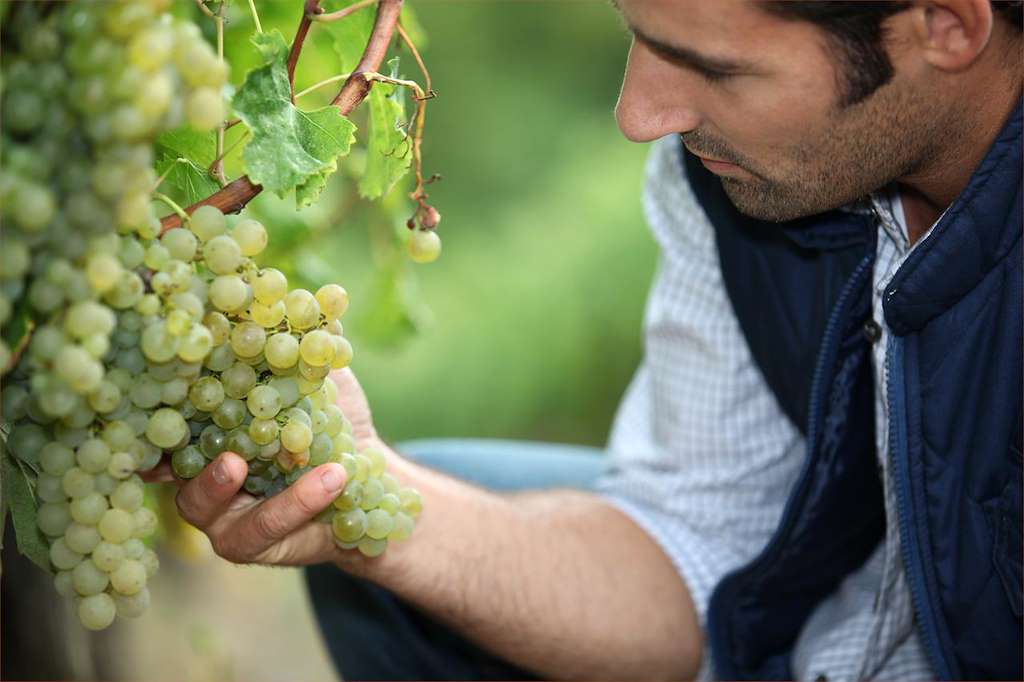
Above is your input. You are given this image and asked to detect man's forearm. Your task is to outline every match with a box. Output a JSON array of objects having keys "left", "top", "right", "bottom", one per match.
[{"left": 337, "top": 443, "right": 701, "bottom": 680}]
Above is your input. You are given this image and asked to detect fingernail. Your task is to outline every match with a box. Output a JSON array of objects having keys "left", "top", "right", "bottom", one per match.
[
  {"left": 213, "top": 457, "right": 231, "bottom": 485},
  {"left": 320, "top": 465, "right": 345, "bottom": 493}
]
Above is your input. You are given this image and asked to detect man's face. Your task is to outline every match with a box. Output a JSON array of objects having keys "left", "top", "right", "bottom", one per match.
[{"left": 614, "top": 0, "right": 944, "bottom": 222}]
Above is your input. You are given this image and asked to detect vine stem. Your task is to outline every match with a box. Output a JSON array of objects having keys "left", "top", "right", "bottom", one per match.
[
  {"left": 160, "top": 0, "right": 405, "bottom": 234},
  {"left": 314, "top": 0, "right": 377, "bottom": 23},
  {"left": 287, "top": 0, "right": 323, "bottom": 103},
  {"left": 212, "top": 1, "right": 228, "bottom": 185},
  {"left": 247, "top": 0, "right": 263, "bottom": 33},
  {"left": 154, "top": 193, "right": 190, "bottom": 223},
  {"left": 362, "top": 70, "right": 432, "bottom": 208},
  {"left": 294, "top": 73, "right": 352, "bottom": 100}
]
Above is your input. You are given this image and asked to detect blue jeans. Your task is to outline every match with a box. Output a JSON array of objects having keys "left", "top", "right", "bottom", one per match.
[{"left": 304, "top": 439, "right": 606, "bottom": 680}]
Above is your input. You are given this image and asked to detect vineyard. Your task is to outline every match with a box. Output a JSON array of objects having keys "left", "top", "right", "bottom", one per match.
[{"left": 1, "top": 1, "right": 653, "bottom": 679}]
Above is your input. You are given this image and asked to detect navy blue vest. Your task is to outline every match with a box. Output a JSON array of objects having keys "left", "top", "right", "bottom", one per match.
[{"left": 685, "top": 100, "right": 1022, "bottom": 680}]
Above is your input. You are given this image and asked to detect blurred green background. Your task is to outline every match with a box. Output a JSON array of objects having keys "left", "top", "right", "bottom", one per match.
[{"left": 235, "top": 0, "right": 657, "bottom": 449}]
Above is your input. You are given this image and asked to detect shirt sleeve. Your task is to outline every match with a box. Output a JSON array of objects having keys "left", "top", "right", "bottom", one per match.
[{"left": 593, "top": 136, "right": 807, "bottom": 674}]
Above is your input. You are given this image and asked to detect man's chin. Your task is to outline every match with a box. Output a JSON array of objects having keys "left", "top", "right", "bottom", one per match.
[{"left": 719, "top": 177, "right": 827, "bottom": 223}]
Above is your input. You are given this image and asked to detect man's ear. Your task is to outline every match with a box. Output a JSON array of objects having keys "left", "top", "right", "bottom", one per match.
[{"left": 907, "top": 0, "right": 994, "bottom": 71}]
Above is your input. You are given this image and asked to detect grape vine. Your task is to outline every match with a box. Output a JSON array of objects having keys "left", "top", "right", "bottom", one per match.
[{"left": 0, "top": 0, "right": 436, "bottom": 631}]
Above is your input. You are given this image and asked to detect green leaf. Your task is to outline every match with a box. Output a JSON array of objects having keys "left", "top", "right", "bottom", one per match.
[
  {"left": 232, "top": 30, "right": 356, "bottom": 202},
  {"left": 1, "top": 446, "right": 50, "bottom": 573},
  {"left": 322, "top": 0, "right": 376, "bottom": 73},
  {"left": 359, "top": 57, "right": 411, "bottom": 199},
  {"left": 154, "top": 128, "right": 220, "bottom": 207}
]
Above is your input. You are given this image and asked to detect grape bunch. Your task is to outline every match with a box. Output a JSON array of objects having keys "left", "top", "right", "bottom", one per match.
[{"left": 0, "top": 0, "right": 421, "bottom": 631}]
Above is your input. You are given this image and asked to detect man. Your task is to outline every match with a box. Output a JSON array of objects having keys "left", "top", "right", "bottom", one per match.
[{"left": 165, "top": 1, "right": 1022, "bottom": 679}]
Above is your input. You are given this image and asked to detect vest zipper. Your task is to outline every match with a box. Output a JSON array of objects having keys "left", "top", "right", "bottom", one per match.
[
  {"left": 708, "top": 253, "right": 873, "bottom": 678},
  {"left": 885, "top": 336, "right": 954, "bottom": 679}
]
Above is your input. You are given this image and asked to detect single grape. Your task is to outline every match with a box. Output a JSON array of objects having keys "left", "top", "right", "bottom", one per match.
[
  {"left": 357, "top": 536, "right": 388, "bottom": 557},
  {"left": 246, "top": 385, "right": 282, "bottom": 420},
  {"left": 110, "top": 558, "right": 147, "bottom": 595},
  {"left": 359, "top": 477, "right": 385, "bottom": 511},
  {"left": 72, "top": 558, "right": 109, "bottom": 596},
  {"left": 132, "top": 507, "right": 158, "bottom": 538},
  {"left": 252, "top": 268, "right": 287, "bottom": 304},
  {"left": 92, "top": 541, "right": 125, "bottom": 572},
  {"left": 332, "top": 508, "right": 367, "bottom": 543},
  {"left": 65, "top": 522, "right": 102, "bottom": 555},
  {"left": 283, "top": 289, "right": 320, "bottom": 330},
  {"left": 281, "top": 420, "right": 313, "bottom": 453},
  {"left": 145, "top": 407, "right": 188, "bottom": 449},
  {"left": 232, "top": 218, "right": 267, "bottom": 256},
  {"left": 189, "top": 205, "right": 226, "bottom": 242},
  {"left": 332, "top": 480, "right": 362, "bottom": 511},
  {"left": 171, "top": 445, "right": 206, "bottom": 478},
  {"left": 111, "top": 479, "right": 145, "bottom": 512},
  {"left": 114, "top": 586, "right": 150, "bottom": 618},
  {"left": 78, "top": 593, "right": 116, "bottom": 630},
  {"left": 70, "top": 492, "right": 109, "bottom": 525},
  {"left": 265, "top": 332, "right": 299, "bottom": 369},
  {"left": 230, "top": 321, "right": 266, "bottom": 359},
  {"left": 365, "top": 509, "right": 395, "bottom": 540},
  {"left": 99, "top": 508, "right": 135, "bottom": 544},
  {"left": 37, "top": 502, "right": 72, "bottom": 537},
  {"left": 299, "top": 329, "right": 334, "bottom": 367},
  {"left": 408, "top": 229, "right": 442, "bottom": 263},
  {"left": 315, "top": 284, "right": 349, "bottom": 320},
  {"left": 399, "top": 488, "right": 423, "bottom": 518}
]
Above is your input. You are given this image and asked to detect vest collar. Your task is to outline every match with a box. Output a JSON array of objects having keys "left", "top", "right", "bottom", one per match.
[{"left": 883, "top": 98, "right": 1023, "bottom": 336}]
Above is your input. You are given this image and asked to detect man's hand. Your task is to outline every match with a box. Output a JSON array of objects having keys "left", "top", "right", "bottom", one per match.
[{"left": 172, "top": 453, "right": 347, "bottom": 566}]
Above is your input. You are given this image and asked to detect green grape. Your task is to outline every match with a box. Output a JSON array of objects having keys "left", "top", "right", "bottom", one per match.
[
  {"left": 226, "top": 429, "right": 258, "bottom": 461},
  {"left": 102, "top": 421, "right": 136, "bottom": 451},
  {"left": 54, "top": 571, "right": 74, "bottom": 598},
  {"left": 365, "top": 448, "right": 387, "bottom": 478},
  {"left": 50, "top": 537, "right": 84, "bottom": 571},
  {"left": 378, "top": 493, "right": 401, "bottom": 515},
  {"left": 203, "top": 234, "right": 242, "bottom": 275},
  {"left": 140, "top": 548, "right": 160, "bottom": 577},
  {"left": 387, "top": 511, "right": 415, "bottom": 542},
  {"left": 357, "top": 536, "right": 388, "bottom": 558},
  {"left": 281, "top": 420, "right": 313, "bottom": 453},
  {"left": 244, "top": 474, "right": 270, "bottom": 495},
  {"left": 78, "top": 593, "right": 116, "bottom": 630},
  {"left": 283, "top": 289, "right": 320, "bottom": 330},
  {"left": 37, "top": 502, "right": 72, "bottom": 537},
  {"left": 145, "top": 407, "right": 188, "bottom": 449},
  {"left": 99, "top": 508, "right": 135, "bottom": 544},
  {"left": 352, "top": 453, "right": 370, "bottom": 483},
  {"left": 70, "top": 492, "right": 108, "bottom": 525},
  {"left": 232, "top": 218, "right": 267, "bottom": 256},
  {"left": 40, "top": 442, "right": 76, "bottom": 476},
  {"left": 92, "top": 541, "right": 124, "bottom": 572},
  {"left": 65, "top": 522, "right": 102, "bottom": 554},
  {"left": 178, "top": 323, "right": 213, "bottom": 362},
  {"left": 171, "top": 445, "right": 205, "bottom": 478},
  {"left": 365, "top": 509, "right": 395, "bottom": 540},
  {"left": 189, "top": 205, "right": 226, "bottom": 242},
  {"left": 332, "top": 480, "right": 362, "bottom": 511},
  {"left": 185, "top": 86, "right": 224, "bottom": 130},
  {"left": 88, "top": 380, "right": 122, "bottom": 413},
  {"left": 359, "top": 478, "right": 384, "bottom": 510},
  {"left": 111, "top": 480, "right": 144, "bottom": 512},
  {"left": 323, "top": 405, "right": 345, "bottom": 437},
  {"left": 309, "top": 432, "right": 333, "bottom": 465},
  {"left": 268, "top": 377, "right": 300, "bottom": 407},
  {"left": 107, "top": 451, "right": 137, "bottom": 479},
  {"left": 62, "top": 467, "right": 96, "bottom": 498},
  {"left": 332, "top": 432, "right": 356, "bottom": 456},
  {"left": 222, "top": 363, "right": 257, "bottom": 399},
  {"left": 380, "top": 472, "right": 400, "bottom": 494},
  {"left": 299, "top": 329, "right": 334, "bottom": 367},
  {"left": 212, "top": 398, "right": 246, "bottom": 429},
  {"left": 132, "top": 507, "right": 157, "bottom": 538},
  {"left": 160, "top": 377, "right": 189, "bottom": 405},
  {"left": 265, "top": 332, "right": 299, "bottom": 368},
  {"left": 408, "top": 229, "right": 442, "bottom": 264},
  {"left": 110, "top": 558, "right": 147, "bottom": 595},
  {"left": 122, "top": 538, "right": 146, "bottom": 561},
  {"left": 37, "top": 473, "right": 67, "bottom": 503},
  {"left": 209, "top": 275, "right": 248, "bottom": 312},
  {"left": 399, "top": 488, "right": 423, "bottom": 518},
  {"left": 330, "top": 336, "right": 353, "bottom": 370},
  {"left": 250, "top": 300, "right": 285, "bottom": 328},
  {"left": 332, "top": 508, "right": 367, "bottom": 543},
  {"left": 72, "top": 558, "right": 109, "bottom": 596},
  {"left": 141, "top": 321, "right": 179, "bottom": 363},
  {"left": 252, "top": 268, "right": 287, "bottom": 304},
  {"left": 76, "top": 439, "right": 111, "bottom": 474},
  {"left": 189, "top": 376, "right": 225, "bottom": 412},
  {"left": 230, "top": 321, "right": 266, "bottom": 359},
  {"left": 204, "top": 343, "right": 235, "bottom": 372},
  {"left": 246, "top": 385, "right": 282, "bottom": 420},
  {"left": 315, "top": 284, "right": 349, "bottom": 321},
  {"left": 114, "top": 586, "right": 150, "bottom": 618},
  {"left": 203, "top": 311, "right": 231, "bottom": 345},
  {"left": 85, "top": 253, "right": 123, "bottom": 293},
  {"left": 199, "top": 424, "right": 227, "bottom": 459}
]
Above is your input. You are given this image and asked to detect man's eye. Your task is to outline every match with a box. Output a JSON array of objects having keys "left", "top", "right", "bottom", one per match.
[{"left": 698, "top": 68, "right": 731, "bottom": 84}]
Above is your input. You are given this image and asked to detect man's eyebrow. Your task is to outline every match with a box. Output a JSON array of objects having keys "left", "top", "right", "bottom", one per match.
[{"left": 608, "top": 2, "right": 753, "bottom": 75}]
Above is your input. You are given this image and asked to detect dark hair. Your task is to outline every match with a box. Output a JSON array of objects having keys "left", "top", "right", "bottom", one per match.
[{"left": 763, "top": 1, "right": 1023, "bottom": 107}]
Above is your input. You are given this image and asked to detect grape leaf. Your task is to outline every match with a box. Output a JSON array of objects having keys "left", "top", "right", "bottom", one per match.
[
  {"left": 232, "top": 30, "right": 356, "bottom": 203},
  {"left": 359, "top": 58, "right": 411, "bottom": 199},
  {"left": 154, "top": 128, "right": 220, "bottom": 207},
  {"left": 320, "top": 6, "right": 411, "bottom": 198},
  {"left": 1, "top": 447, "right": 50, "bottom": 573}
]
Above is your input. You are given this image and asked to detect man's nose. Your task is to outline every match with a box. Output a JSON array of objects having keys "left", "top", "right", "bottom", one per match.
[{"left": 615, "top": 40, "right": 701, "bottom": 143}]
